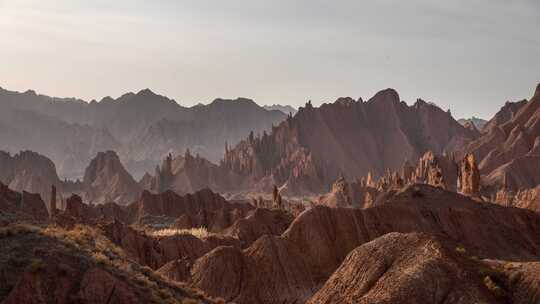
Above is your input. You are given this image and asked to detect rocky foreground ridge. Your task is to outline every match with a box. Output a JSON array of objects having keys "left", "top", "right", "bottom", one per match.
[{"left": 2, "top": 178, "right": 540, "bottom": 303}]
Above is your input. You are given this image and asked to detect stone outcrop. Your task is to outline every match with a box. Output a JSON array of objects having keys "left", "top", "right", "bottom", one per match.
[
  {"left": 190, "top": 236, "right": 316, "bottom": 304},
  {"left": 224, "top": 208, "right": 295, "bottom": 248},
  {"left": 0, "top": 224, "right": 217, "bottom": 304},
  {"left": 134, "top": 189, "right": 253, "bottom": 232},
  {"left": 144, "top": 151, "right": 242, "bottom": 195},
  {"left": 222, "top": 89, "right": 477, "bottom": 195},
  {"left": 322, "top": 151, "right": 461, "bottom": 208},
  {"left": 101, "top": 220, "right": 165, "bottom": 269},
  {"left": 82, "top": 151, "right": 141, "bottom": 205},
  {"left": 0, "top": 182, "right": 49, "bottom": 224},
  {"left": 464, "top": 84, "right": 540, "bottom": 187},
  {"left": 458, "top": 153, "right": 481, "bottom": 196},
  {"left": 186, "top": 184, "right": 540, "bottom": 303},
  {"left": 496, "top": 261, "right": 540, "bottom": 304},
  {"left": 318, "top": 173, "right": 380, "bottom": 208},
  {"left": 307, "top": 233, "right": 499, "bottom": 304},
  {"left": 49, "top": 185, "right": 57, "bottom": 217},
  {"left": 495, "top": 185, "right": 540, "bottom": 212},
  {"left": 458, "top": 117, "right": 488, "bottom": 132},
  {"left": 0, "top": 150, "right": 65, "bottom": 211}
]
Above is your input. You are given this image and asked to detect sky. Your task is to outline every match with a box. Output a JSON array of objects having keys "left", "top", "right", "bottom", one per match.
[{"left": 0, "top": 0, "right": 539, "bottom": 119}]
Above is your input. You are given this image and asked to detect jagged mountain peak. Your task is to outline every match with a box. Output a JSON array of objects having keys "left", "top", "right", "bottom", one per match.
[
  {"left": 209, "top": 97, "right": 259, "bottom": 108},
  {"left": 369, "top": 88, "right": 400, "bottom": 104},
  {"left": 82, "top": 150, "right": 141, "bottom": 205}
]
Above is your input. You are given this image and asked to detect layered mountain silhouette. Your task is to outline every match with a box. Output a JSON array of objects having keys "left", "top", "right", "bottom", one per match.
[
  {"left": 0, "top": 87, "right": 286, "bottom": 179},
  {"left": 464, "top": 85, "right": 540, "bottom": 189},
  {"left": 3, "top": 84, "right": 540, "bottom": 304},
  {"left": 221, "top": 89, "right": 477, "bottom": 194},
  {"left": 458, "top": 117, "right": 488, "bottom": 131},
  {"left": 262, "top": 104, "right": 298, "bottom": 116}
]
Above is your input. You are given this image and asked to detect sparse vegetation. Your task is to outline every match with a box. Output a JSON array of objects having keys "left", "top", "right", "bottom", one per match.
[
  {"left": 0, "top": 223, "right": 219, "bottom": 304},
  {"left": 149, "top": 227, "right": 215, "bottom": 239},
  {"left": 483, "top": 276, "right": 507, "bottom": 298},
  {"left": 92, "top": 252, "right": 111, "bottom": 266},
  {"left": 455, "top": 245, "right": 466, "bottom": 254},
  {"left": 0, "top": 223, "right": 40, "bottom": 238}
]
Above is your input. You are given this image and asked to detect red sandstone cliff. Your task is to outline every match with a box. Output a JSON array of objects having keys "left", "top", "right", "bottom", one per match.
[
  {"left": 82, "top": 151, "right": 142, "bottom": 205},
  {"left": 222, "top": 90, "right": 476, "bottom": 195}
]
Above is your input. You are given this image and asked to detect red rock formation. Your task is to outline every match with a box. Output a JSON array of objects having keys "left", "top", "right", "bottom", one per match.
[
  {"left": 156, "top": 258, "right": 193, "bottom": 282},
  {"left": 412, "top": 151, "right": 459, "bottom": 190},
  {"left": 328, "top": 151, "right": 460, "bottom": 208},
  {"left": 134, "top": 189, "right": 253, "bottom": 232},
  {"left": 465, "top": 84, "right": 540, "bottom": 186},
  {"left": 82, "top": 151, "right": 141, "bottom": 205},
  {"left": 318, "top": 175, "right": 353, "bottom": 208},
  {"left": 49, "top": 185, "right": 57, "bottom": 218},
  {"left": 495, "top": 185, "right": 540, "bottom": 212},
  {"left": 0, "top": 150, "right": 64, "bottom": 211},
  {"left": 318, "top": 174, "right": 386, "bottom": 208},
  {"left": 101, "top": 220, "right": 165, "bottom": 269},
  {"left": 0, "top": 224, "right": 217, "bottom": 304},
  {"left": 222, "top": 90, "right": 476, "bottom": 195},
  {"left": 157, "top": 234, "right": 239, "bottom": 269},
  {"left": 0, "top": 182, "right": 49, "bottom": 223},
  {"left": 496, "top": 261, "right": 540, "bottom": 304},
  {"left": 224, "top": 208, "right": 294, "bottom": 248},
  {"left": 307, "top": 233, "right": 499, "bottom": 304},
  {"left": 458, "top": 153, "right": 481, "bottom": 196},
  {"left": 190, "top": 236, "right": 316, "bottom": 304},
  {"left": 63, "top": 194, "right": 91, "bottom": 220},
  {"left": 187, "top": 185, "right": 540, "bottom": 303},
  {"left": 143, "top": 150, "right": 243, "bottom": 195}
]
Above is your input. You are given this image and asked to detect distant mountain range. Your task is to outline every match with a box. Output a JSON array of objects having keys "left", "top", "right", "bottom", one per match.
[
  {"left": 458, "top": 117, "right": 488, "bottom": 131},
  {"left": 223, "top": 91, "right": 478, "bottom": 194},
  {"left": 263, "top": 104, "right": 297, "bottom": 116},
  {"left": 0, "top": 87, "right": 286, "bottom": 179},
  {"left": 3, "top": 84, "right": 540, "bottom": 203}
]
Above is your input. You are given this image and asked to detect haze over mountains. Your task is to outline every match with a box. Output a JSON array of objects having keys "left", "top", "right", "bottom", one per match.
[
  {"left": 2, "top": 83, "right": 540, "bottom": 304},
  {"left": 0, "top": 87, "right": 286, "bottom": 179}
]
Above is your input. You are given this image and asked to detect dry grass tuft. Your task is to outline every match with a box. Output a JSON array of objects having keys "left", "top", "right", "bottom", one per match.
[{"left": 149, "top": 227, "right": 215, "bottom": 239}]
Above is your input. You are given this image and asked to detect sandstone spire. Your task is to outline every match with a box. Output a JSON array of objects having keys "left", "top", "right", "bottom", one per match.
[
  {"left": 366, "top": 171, "right": 375, "bottom": 188},
  {"left": 50, "top": 184, "right": 57, "bottom": 218},
  {"left": 272, "top": 185, "right": 283, "bottom": 209},
  {"left": 458, "top": 153, "right": 480, "bottom": 196}
]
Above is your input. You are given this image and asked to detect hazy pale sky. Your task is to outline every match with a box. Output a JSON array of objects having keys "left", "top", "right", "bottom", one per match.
[{"left": 1, "top": 0, "right": 539, "bottom": 119}]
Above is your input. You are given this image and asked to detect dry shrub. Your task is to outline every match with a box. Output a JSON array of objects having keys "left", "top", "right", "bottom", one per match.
[{"left": 149, "top": 227, "right": 214, "bottom": 239}]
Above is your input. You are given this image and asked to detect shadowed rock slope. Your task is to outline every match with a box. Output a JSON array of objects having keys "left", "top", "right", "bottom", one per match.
[
  {"left": 0, "top": 87, "right": 286, "bottom": 179},
  {"left": 0, "top": 224, "right": 219, "bottom": 304},
  {"left": 466, "top": 84, "right": 540, "bottom": 189},
  {"left": 307, "top": 232, "right": 500, "bottom": 304},
  {"left": 82, "top": 150, "right": 142, "bottom": 205},
  {"left": 223, "top": 89, "right": 477, "bottom": 195},
  {"left": 0, "top": 150, "right": 64, "bottom": 210},
  {"left": 0, "top": 182, "right": 49, "bottom": 224},
  {"left": 188, "top": 184, "right": 540, "bottom": 304}
]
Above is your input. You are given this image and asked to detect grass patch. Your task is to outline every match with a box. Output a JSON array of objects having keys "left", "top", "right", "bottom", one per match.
[
  {"left": 149, "top": 227, "right": 215, "bottom": 239},
  {"left": 1, "top": 223, "right": 220, "bottom": 304},
  {"left": 455, "top": 245, "right": 466, "bottom": 254}
]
